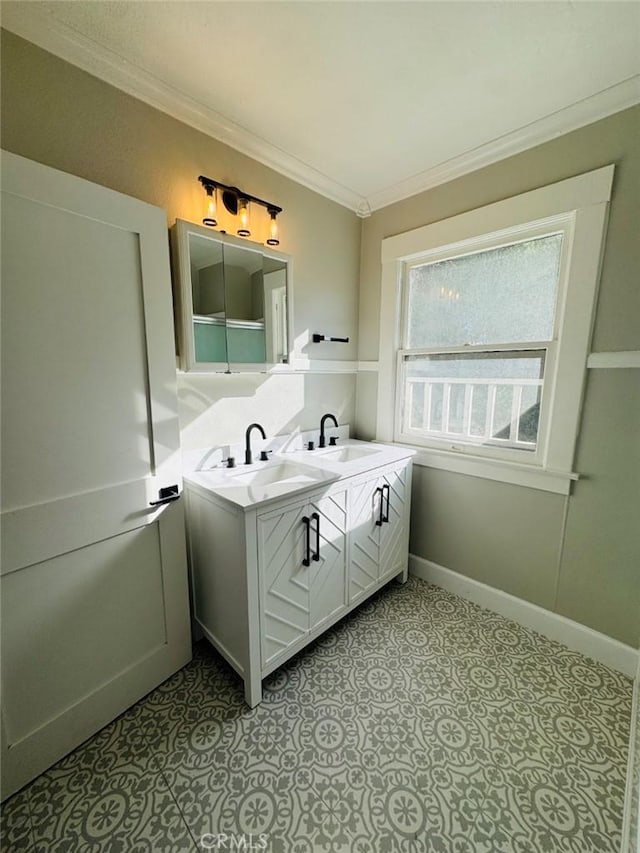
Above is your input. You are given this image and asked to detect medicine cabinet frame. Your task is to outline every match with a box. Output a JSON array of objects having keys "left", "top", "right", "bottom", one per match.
[{"left": 171, "top": 218, "right": 293, "bottom": 373}]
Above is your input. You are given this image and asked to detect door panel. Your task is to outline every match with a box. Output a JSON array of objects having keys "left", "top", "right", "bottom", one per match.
[
  {"left": 2, "top": 481, "right": 155, "bottom": 575},
  {"left": 309, "top": 491, "right": 347, "bottom": 632},
  {"left": 379, "top": 466, "right": 409, "bottom": 578},
  {"left": 0, "top": 152, "right": 191, "bottom": 800},
  {"left": 1, "top": 194, "right": 151, "bottom": 507},
  {"left": 348, "top": 477, "right": 382, "bottom": 603},
  {"left": 259, "top": 503, "right": 309, "bottom": 666},
  {"left": 2, "top": 525, "right": 166, "bottom": 745}
]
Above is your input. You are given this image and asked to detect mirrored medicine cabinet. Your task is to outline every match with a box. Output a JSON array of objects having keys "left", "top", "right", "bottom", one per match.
[{"left": 171, "top": 219, "right": 292, "bottom": 372}]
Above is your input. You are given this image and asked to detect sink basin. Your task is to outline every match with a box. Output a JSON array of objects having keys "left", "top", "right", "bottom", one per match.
[
  {"left": 228, "top": 462, "right": 324, "bottom": 487},
  {"left": 188, "top": 460, "right": 338, "bottom": 508},
  {"left": 317, "top": 445, "right": 381, "bottom": 463}
]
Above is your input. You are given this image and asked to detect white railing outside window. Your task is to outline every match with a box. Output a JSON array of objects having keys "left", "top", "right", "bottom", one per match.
[{"left": 404, "top": 375, "right": 543, "bottom": 450}]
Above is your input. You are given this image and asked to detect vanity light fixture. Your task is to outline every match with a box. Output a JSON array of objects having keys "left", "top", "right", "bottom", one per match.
[{"left": 198, "top": 175, "right": 282, "bottom": 244}]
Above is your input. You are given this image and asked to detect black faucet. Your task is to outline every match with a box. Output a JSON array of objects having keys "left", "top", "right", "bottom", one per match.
[
  {"left": 319, "top": 413, "right": 338, "bottom": 448},
  {"left": 245, "top": 423, "right": 267, "bottom": 465}
]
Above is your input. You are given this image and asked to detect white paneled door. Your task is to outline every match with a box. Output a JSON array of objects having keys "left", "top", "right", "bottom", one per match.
[{"left": 0, "top": 152, "right": 191, "bottom": 800}]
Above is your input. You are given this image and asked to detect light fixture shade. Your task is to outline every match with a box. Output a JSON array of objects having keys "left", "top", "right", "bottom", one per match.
[
  {"left": 237, "top": 197, "right": 251, "bottom": 237},
  {"left": 203, "top": 185, "right": 217, "bottom": 227},
  {"left": 266, "top": 209, "right": 280, "bottom": 246}
]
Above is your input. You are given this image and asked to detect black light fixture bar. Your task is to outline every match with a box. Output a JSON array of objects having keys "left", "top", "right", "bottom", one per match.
[{"left": 198, "top": 175, "right": 282, "bottom": 216}]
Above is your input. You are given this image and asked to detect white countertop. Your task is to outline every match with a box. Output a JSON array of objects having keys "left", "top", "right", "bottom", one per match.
[{"left": 183, "top": 438, "right": 414, "bottom": 510}]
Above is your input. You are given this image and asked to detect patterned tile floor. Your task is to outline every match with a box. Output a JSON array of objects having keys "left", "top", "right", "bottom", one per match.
[{"left": 1, "top": 577, "right": 633, "bottom": 853}]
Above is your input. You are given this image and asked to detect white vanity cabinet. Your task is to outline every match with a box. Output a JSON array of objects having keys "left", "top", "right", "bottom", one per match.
[{"left": 185, "top": 453, "right": 412, "bottom": 706}]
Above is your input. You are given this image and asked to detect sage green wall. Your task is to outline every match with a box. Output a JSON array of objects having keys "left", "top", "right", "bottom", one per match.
[
  {"left": 357, "top": 106, "right": 640, "bottom": 647},
  {"left": 556, "top": 370, "right": 639, "bottom": 642},
  {"left": 0, "top": 30, "right": 361, "bottom": 449}
]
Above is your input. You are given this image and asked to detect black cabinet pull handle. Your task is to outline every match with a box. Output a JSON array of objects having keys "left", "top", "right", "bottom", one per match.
[
  {"left": 312, "top": 512, "right": 320, "bottom": 561},
  {"left": 302, "top": 516, "right": 311, "bottom": 566},
  {"left": 150, "top": 485, "right": 180, "bottom": 506},
  {"left": 383, "top": 484, "right": 390, "bottom": 523},
  {"left": 375, "top": 487, "right": 384, "bottom": 526}
]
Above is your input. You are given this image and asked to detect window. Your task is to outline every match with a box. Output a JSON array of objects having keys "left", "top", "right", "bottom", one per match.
[
  {"left": 377, "top": 166, "right": 614, "bottom": 494},
  {"left": 398, "top": 224, "right": 569, "bottom": 465}
]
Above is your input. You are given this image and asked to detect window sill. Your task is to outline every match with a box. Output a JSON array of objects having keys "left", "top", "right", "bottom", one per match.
[{"left": 401, "top": 444, "right": 578, "bottom": 494}]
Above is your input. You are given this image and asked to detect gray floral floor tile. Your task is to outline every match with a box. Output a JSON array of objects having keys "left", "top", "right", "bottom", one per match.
[
  {"left": 0, "top": 787, "right": 34, "bottom": 852},
  {"left": 164, "top": 761, "right": 330, "bottom": 853},
  {"left": 3, "top": 576, "right": 632, "bottom": 853},
  {"left": 25, "top": 711, "right": 197, "bottom": 852}
]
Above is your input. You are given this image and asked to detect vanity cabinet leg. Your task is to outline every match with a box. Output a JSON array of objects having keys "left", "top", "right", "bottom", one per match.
[
  {"left": 396, "top": 566, "right": 409, "bottom": 584},
  {"left": 245, "top": 673, "right": 263, "bottom": 708}
]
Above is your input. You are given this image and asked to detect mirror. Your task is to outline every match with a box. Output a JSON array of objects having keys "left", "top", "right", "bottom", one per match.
[
  {"left": 171, "top": 219, "right": 291, "bottom": 372},
  {"left": 188, "top": 232, "right": 227, "bottom": 366}
]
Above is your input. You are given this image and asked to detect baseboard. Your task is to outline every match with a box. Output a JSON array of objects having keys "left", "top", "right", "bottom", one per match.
[{"left": 409, "top": 554, "right": 638, "bottom": 678}]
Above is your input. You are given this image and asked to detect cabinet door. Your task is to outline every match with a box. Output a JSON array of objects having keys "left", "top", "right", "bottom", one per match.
[
  {"left": 258, "top": 501, "right": 310, "bottom": 667},
  {"left": 348, "top": 475, "right": 384, "bottom": 604},
  {"left": 308, "top": 491, "right": 347, "bottom": 633},
  {"left": 379, "top": 463, "right": 410, "bottom": 579}
]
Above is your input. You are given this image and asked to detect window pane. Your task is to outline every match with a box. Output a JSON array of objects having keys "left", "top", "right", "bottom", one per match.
[
  {"left": 406, "top": 234, "right": 562, "bottom": 348},
  {"left": 403, "top": 351, "right": 545, "bottom": 450}
]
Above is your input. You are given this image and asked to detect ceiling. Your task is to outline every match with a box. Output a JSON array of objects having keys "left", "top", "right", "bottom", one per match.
[{"left": 2, "top": 1, "right": 639, "bottom": 214}]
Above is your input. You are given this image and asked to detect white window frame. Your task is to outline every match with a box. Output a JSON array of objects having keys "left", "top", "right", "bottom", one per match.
[
  {"left": 396, "top": 218, "right": 572, "bottom": 466},
  {"left": 377, "top": 166, "right": 614, "bottom": 495}
]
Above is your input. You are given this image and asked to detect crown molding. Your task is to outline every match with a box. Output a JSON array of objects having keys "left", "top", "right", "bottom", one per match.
[
  {"left": 365, "top": 76, "right": 640, "bottom": 212},
  {"left": 0, "top": 7, "right": 366, "bottom": 213},
  {"left": 3, "top": 7, "right": 638, "bottom": 217}
]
